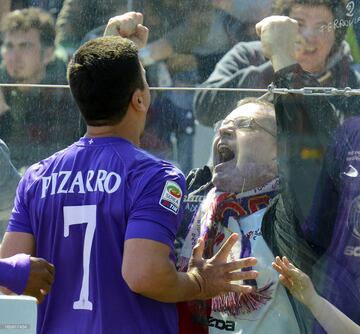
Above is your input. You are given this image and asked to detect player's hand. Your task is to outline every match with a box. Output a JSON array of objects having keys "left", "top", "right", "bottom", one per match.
[
  {"left": 272, "top": 256, "right": 318, "bottom": 308},
  {"left": 104, "top": 12, "right": 149, "bottom": 49},
  {"left": 255, "top": 15, "right": 298, "bottom": 71},
  {"left": 187, "top": 233, "right": 258, "bottom": 300},
  {"left": 23, "top": 257, "right": 55, "bottom": 304}
]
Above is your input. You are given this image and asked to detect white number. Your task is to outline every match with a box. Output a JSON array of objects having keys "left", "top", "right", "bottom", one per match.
[{"left": 64, "top": 205, "right": 97, "bottom": 311}]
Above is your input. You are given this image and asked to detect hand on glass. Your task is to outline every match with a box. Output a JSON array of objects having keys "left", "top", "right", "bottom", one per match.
[
  {"left": 273, "top": 256, "right": 360, "bottom": 334},
  {"left": 272, "top": 256, "right": 318, "bottom": 308}
]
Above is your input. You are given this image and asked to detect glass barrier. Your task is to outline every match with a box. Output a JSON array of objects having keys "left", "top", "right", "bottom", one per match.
[{"left": 0, "top": 1, "right": 360, "bottom": 333}]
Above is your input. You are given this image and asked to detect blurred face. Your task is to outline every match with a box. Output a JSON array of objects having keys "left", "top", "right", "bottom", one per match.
[
  {"left": 1, "top": 28, "right": 52, "bottom": 83},
  {"left": 291, "top": 5, "right": 335, "bottom": 73},
  {"left": 212, "top": 103, "right": 277, "bottom": 193}
]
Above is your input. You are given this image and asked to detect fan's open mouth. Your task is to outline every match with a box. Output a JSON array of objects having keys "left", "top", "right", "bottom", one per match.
[{"left": 218, "top": 144, "right": 235, "bottom": 163}]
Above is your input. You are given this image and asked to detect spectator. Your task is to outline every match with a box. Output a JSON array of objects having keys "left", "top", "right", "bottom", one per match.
[
  {"left": 0, "top": 12, "right": 258, "bottom": 333},
  {"left": 178, "top": 14, "right": 343, "bottom": 333},
  {"left": 194, "top": 0, "right": 359, "bottom": 127},
  {"left": 0, "top": 7, "right": 81, "bottom": 170},
  {"left": 272, "top": 256, "right": 360, "bottom": 334},
  {"left": 257, "top": 14, "right": 360, "bottom": 332},
  {"left": 177, "top": 98, "right": 303, "bottom": 333}
]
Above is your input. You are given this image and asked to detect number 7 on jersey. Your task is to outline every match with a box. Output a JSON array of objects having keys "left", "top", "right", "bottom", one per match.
[{"left": 64, "top": 205, "right": 97, "bottom": 311}]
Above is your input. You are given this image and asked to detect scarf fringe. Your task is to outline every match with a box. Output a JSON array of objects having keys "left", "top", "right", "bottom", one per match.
[
  {"left": 212, "top": 282, "right": 274, "bottom": 316},
  {"left": 178, "top": 256, "right": 189, "bottom": 272}
]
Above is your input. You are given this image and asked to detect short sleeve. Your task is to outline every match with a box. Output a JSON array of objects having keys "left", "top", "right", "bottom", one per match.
[
  {"left": 7, "top": 174, "right": 33, "bottom": 234},
  {"left": 125, "top": 165, "right": 186, "bottom": 251}
]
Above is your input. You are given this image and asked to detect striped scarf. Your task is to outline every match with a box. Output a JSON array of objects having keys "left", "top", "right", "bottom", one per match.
[{"left": 177, "top": 178, "right": 279, "bottom": 333}]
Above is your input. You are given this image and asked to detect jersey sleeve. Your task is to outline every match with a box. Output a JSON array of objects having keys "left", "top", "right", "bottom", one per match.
[
  {"left": 125, "top": 165, "right": 186, "bottom": 251},
  {"left": 7, "top": 173, "right": 33, "bottom": 234}
]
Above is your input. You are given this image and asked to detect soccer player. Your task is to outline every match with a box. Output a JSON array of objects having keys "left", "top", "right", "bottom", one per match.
[{"left": 0, "top": 12, "right": 258, "bottom": 333}]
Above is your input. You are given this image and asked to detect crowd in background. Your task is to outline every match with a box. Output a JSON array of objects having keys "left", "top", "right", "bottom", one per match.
[
  {"left": 0, "top": 0, "right": 277, "bottom": 175},
  {"left": 1, "top": 0, "right": 360, "bottom": 171},
  {"left": 1, "top": 1, "right": 360, "bottom": 333},
  {"left": 2, "top": 0, "right": 360, "bottom": 173}
]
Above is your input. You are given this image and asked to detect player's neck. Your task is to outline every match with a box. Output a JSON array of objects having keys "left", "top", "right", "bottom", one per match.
[
  {"left": 85, "top": 106, "right": 144, "bottom": 147},
  {"left": 85, "top": 124, "right": 140, "bottom": 147}
]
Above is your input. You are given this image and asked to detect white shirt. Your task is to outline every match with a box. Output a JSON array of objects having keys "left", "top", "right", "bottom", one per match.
[{"left": 208, "top": 209, "right": 301, "bottom": 334}]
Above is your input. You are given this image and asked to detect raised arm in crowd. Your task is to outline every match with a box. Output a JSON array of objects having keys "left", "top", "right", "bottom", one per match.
[{"left": 194, "top": 0, "right": 359, "bottom": 127}]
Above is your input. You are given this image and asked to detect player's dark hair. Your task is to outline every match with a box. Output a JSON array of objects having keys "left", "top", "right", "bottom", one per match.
[
  {"left": 273, "top": 0, "right": 348, "bottom": 48},
  {"left": 1, "top": 7, "right": 55, "bottom": 48},
  {"left": 67, "top": 36, "right": 145, "bottom": 126}
]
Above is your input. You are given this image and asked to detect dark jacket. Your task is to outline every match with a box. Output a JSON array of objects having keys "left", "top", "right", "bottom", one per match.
[{"left": 194, "top": 41, "right": 360, "bottom": 127}]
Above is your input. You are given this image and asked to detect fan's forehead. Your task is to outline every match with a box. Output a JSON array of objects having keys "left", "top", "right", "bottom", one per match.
[{"left": 225, "top": 102, "right": 274, "bottom": 122}]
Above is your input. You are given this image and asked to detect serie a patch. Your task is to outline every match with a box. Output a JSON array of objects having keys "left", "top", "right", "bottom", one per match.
[{"left": 159, "top": 180, "right": 182, "bottom": 214}]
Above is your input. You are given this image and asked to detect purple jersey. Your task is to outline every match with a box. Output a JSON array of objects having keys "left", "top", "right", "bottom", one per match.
[
  {"left": 7, "top": 137, "right": 185, "bottom": 334},
  {"left": 303, "top": 117, "right": 360, "bottom": 332}
]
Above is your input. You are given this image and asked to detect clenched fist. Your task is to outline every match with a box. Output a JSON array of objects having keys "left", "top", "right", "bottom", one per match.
[
  {"left": 104, "top": 12, "right": 149, "bottom": 49},
  {"left": 256, "top": 16, "right": 298, "bottom": 72}
]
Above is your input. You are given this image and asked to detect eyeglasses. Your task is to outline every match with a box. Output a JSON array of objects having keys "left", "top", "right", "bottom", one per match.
[{"left": 214, "top": 117, "right": 276, "bottom": 137}]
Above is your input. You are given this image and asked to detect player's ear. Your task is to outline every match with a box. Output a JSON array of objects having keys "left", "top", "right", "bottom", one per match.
[{"left": 130, "top": 89, "right": 146, "bottom": 113}]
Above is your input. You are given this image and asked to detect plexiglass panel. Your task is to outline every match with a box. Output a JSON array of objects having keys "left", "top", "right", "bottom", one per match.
[{"left": 0, "top": 1, "right": 360, "bottom": 333}]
